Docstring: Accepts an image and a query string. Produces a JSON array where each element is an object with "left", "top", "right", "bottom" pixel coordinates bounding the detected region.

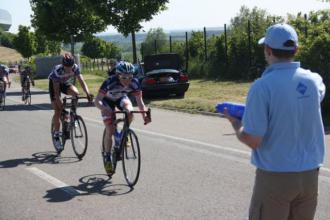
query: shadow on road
[
  {"left": 6, "top": 90, "right": 49, "bottom": 97},
  {"left": 2, "top": 102, "right": 94, "bottom": 112},
  {"left": 0, "top": 151, "right": 80, "bottom": 168},
  {"left": 44, "top": 174, "right": 133, "bottom": 202}
]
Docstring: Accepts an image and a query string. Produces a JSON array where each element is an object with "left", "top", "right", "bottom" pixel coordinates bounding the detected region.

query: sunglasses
[{"left": 119, "top": 75, "right": 133, "bottom": 80}]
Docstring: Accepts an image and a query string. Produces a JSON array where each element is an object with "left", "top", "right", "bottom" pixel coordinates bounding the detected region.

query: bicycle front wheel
[
  {"left": 70, "top": 115, "right": 88, "bottom": 159},
  {"left": 122, "top": 129, "right": 141, "bottom": 187}
]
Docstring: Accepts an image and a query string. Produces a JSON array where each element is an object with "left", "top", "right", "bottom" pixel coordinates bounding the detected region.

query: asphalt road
[{"left": 1, "top": 81, "right": 330, "bottom": 220}]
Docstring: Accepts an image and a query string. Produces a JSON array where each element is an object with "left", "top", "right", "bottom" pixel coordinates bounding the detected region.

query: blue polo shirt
[{"left": 243, "top": 62, "right": 326, "bottom": 172}]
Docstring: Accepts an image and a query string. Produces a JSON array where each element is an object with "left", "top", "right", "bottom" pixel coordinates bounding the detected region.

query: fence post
[
  {"left": 154, "top": 39, "right": 157, "bottom": 54},
  {"left": 248, "top": 20, "right": 252, "bottom": 67},
  {"left": 304, "top": 14, "right": 308, "bottom": 38},
  {"left": 185, "top": 32, "right": 189, "bottom": 71},
  {"left": 224, "top": 24, "right": 228, "bottom": 65},
  {"left": 169, "top": 36, "right": 172, "bottom": 53},
  {"left": 204, "top": 27, "right": 207, "bottom": 62}
]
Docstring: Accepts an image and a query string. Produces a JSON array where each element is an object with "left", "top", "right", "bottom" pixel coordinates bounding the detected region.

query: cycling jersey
[
  {"left": 21, "top": 70, "right": 30, "bottom": 78},
  {"left": 48, "top": 64, "right": 80, "bottom": 84},
  {"left": 0, "top": 64, "right": 9, "bottom": 79},
  {"left": 99, "top": 75, "right": 141, "bottom": 102}
]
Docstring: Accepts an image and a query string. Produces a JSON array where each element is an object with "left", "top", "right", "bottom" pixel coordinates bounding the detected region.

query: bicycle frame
[
  {"left": 102, "top": 108, "right": 151, "bottom": 187},
  {"left": 115, "top": 109, "right": 151, "bottom": 147},
  {"left": 51, "top": 95, "right": 91, "bottom": 158}
]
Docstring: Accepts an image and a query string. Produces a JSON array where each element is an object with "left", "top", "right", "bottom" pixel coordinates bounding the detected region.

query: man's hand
[{"left": 223, "top": 108, "right": 242, "bottom": 131}]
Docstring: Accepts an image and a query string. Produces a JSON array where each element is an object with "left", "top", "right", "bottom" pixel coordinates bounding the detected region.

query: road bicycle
[
  {"left": 22, "top": 77, "right": 32, "bottom": 105},
  {"left": 102, "top": 108, "right": 151, "bottom": 187},
  {"left": 0, "top": 80, "right": 6, "bottom": 110},
  {"left": 51, "top": 96, "right": 91, "bottom": 159}
]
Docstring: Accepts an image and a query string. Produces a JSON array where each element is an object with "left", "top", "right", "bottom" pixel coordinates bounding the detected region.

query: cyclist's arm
[
  {"left": 94, "top": 92, "right": 108, "bottom": 111},
  {"left": 134, "top": 92, "right": 150, "bottom": 123},
  {"left": 76, "top": 74, "right": 91, "bottom": 97},
  {"left": 134, "top": 92, "right": 146, "bottom": 111}
]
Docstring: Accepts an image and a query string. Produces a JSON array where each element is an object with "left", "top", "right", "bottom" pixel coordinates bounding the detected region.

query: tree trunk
[
  {"left": 131, "top": 31, "right": 137, "bottom": 63},
  {"left": 70, "top": 35, "right": 75, "bottom": 56}
]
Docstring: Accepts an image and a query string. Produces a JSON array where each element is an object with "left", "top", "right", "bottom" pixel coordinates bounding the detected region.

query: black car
[{"left": 139, "top": 53, "right": 189, "bottom": 97}]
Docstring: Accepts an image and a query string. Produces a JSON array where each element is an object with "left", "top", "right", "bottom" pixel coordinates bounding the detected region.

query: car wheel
[{"left": 176, "top": 92, "right": 185, "bottom": 98}]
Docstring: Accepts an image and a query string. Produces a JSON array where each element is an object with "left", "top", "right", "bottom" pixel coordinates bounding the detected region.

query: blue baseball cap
[{"left": 258, "top": 23, "right": 298, "bottom": 50}]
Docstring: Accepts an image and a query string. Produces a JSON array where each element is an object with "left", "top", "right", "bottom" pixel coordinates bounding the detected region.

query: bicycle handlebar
[
  {"left": 62, "top": 95, "right": 94, "bottom": 107},
  {"left": 114, "top": 108, "right": 151, "bottom": 125}
]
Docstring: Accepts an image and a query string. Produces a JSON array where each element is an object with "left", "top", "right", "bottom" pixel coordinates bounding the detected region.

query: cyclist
[
  {"left": 0, "top": 64, "right": 11, "bottom": 90},
  {"left": 20, "top": 66, "right": 34, "bottom": 101},
  {"left": 49, "top": 53, "right": 93, "bottom": 151},
  {"left": 107, "top": 59, "right": 117, "bottom": 77},
  {"left": 94, "top": 61, "right": 151, "bottom": 175}
]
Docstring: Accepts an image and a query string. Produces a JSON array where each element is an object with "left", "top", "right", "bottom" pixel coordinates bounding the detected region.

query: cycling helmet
[
  {"left": 62, "top": 53, "right": 75, "bottom": 67},
  {"left": 115, "top": 61, "right": 135, "bottom": 75}
]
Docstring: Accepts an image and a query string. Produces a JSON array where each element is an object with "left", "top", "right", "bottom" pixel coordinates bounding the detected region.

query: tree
[
  {"left": 81, "top": 37, "right": 105, "bottom": 59},
  {"left": 0, "top": 31, "right": 15, "bottom": 48},
  {"left": 140, "top": 28, "right": 167, "bottom": 57},
  {"left": 13, "top": 25, "right": 35, "bottom": 59},
  {"left": 30, "top": 0, "right": 107, "bottom": 55},
  {"left": 47, "top": 40, "right": 61, "bottom": 55},
  {"left": 34, "top": 30, "right": 48, "bottom": 54},
  {"left": 104, "top": 42, "right": 121, "bottom": 59},
  {"left": 85, "top": 0, "right": 169, "bottom": 63}
]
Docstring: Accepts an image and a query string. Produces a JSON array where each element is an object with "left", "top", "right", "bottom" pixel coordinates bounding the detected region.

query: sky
[{"left": 0, "top": 0, "right": 328, "bottom": 34}]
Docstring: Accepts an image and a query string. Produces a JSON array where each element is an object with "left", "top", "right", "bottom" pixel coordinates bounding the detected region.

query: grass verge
[{"left": 34, "top": 72, "right": 251, "bottom": 113}]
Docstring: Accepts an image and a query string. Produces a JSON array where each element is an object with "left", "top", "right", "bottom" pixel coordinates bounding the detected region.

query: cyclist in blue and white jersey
[
  {"left": 94, "top": 61, "right": 150, "bottom": 174},
  {"left": 0, "top": 64, "right": 11, "bottom": 89},
  {"left": 49, "top": 53, "right": 92, "bottom": 151}
]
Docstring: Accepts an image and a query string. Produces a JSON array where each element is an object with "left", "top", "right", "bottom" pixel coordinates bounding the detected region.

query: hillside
[{"left": 0, "top": 46, "right": 23, "bottom": 63}]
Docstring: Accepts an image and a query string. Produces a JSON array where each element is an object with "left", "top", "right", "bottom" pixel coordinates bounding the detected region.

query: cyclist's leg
[
  {"left": 65, "top": 84, "right": 79, "bottom": 107},
  {"left": 49, "top": 79, "right": 63, "bottom": 132},
  {"left": 120, "top": 96, "right": 134, "bottom": 124},
  {"left": 102, "top": 100, "right": 116, "bottom": 153}
]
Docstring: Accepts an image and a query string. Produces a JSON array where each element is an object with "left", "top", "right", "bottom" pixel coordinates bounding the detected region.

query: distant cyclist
[
  {"left": 107, "top": 59, "right": 117, "bottom": 77},
  {"left": 94, "top": 61, "right": 151, "bottom": 174},
  {"left": 0, "top": 64, "right": 11, "bottom": 89},
  {"left": 49, "top": 53, "right": 93, "bottom": 151},
  {"left": 20, "top": 66, "right": 34, "bottom": 100}
]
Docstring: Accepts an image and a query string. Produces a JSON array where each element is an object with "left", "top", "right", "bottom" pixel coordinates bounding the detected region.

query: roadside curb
[{"left": 148, "top": 104, "right": 221, "bottom": 117}]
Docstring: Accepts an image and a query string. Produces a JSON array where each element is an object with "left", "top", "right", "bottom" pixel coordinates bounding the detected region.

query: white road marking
[{"left": 26, "top": 167, "right": 82, "bottom": 196}]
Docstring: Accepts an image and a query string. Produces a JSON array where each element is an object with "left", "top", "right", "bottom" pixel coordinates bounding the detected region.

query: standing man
[{"left": 224, "top": 23, "right": 326, "bottom": 220}]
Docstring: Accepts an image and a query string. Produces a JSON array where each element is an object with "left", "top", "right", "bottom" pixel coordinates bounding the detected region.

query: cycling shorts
[
  {"left": 49, "top": 79, "right": 72, "bottom": 101},
  {"left": 101, "top": 96, "right": 133, "bottom": 125}
]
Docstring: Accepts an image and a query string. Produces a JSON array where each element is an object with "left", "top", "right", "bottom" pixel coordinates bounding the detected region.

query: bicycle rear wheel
[
  {"left": 50, "top": 116, "right": 66, "bottom": 154},
  {"left": 70, "top": 115, "right": 88, "bottom": 159},
  {"left": 27, "top": 91, "right": 31, "bottom": 105},
  {"left": 23, "top": 90, "right": 31, "bottom": 105},
  {"left": 122, "top": 129, "right": 141, "bottom": 187},
  {"left": 0, "top": 93, "right": 5, "bottom": 110}
]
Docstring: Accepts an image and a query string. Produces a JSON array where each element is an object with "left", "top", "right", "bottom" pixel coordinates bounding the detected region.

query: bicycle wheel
[
  {"left": 122, "top": 129, "right": 141, "bottom": 187},
  {"left": 26, "top": 90, "right": 31, "bottom": 105},
  {"left": 0, "top": 93, "right": 4, "bottom": 110},
  {"left": 70, "top": 115, "right": 88, "bottom": 159},
  {"left": 50, "top": 116, "right": 66, "bottom": 153},
  {"left": 101, "top": 119, "right": 124, "bottom": 176}
]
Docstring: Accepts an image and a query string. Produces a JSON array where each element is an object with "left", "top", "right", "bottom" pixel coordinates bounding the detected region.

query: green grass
[{"left": 34, "top": 73, "right": 252, "bottom": 113}]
